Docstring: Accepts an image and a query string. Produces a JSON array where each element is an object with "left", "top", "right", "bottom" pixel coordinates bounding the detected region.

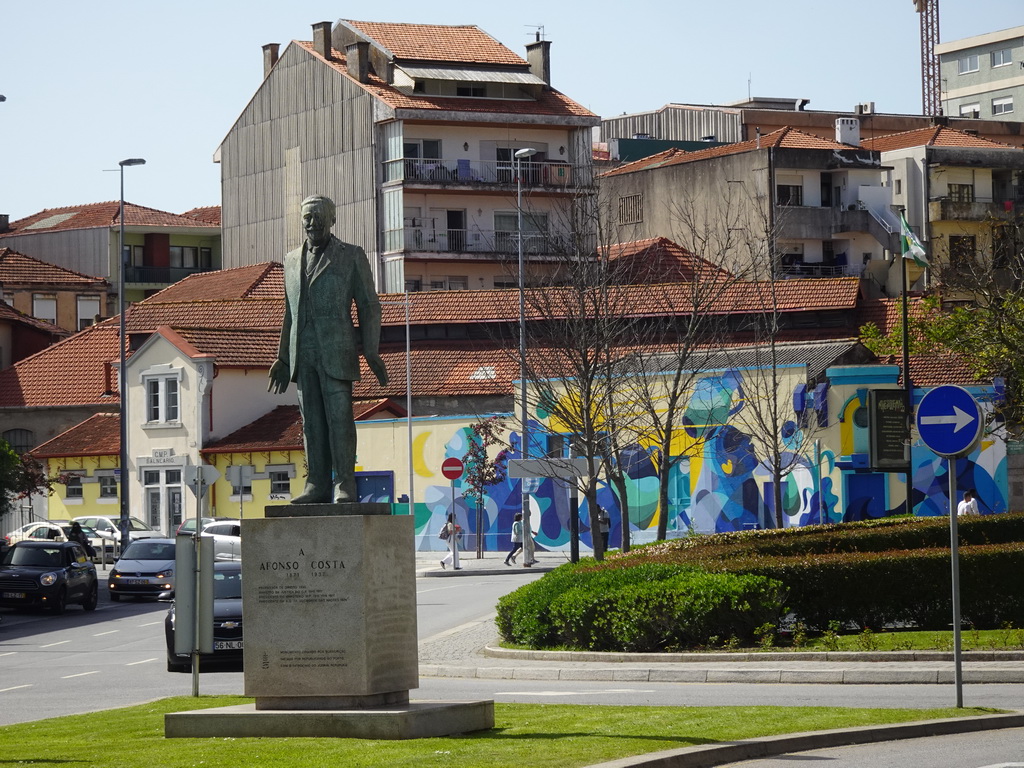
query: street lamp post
[
  {"left": 118, "top": 158, "right": 145, "bottom": 553},
  {"left": 515, "top": 147, "right": 537, "bottom": 567}
]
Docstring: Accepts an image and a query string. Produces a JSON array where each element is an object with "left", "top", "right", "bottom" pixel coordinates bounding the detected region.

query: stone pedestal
[
  {"left": 165, "top": 505, "right": 493, "bottom": 739},
  {"left": 242, "top": 510, "right": 418, "bottom": 709}
]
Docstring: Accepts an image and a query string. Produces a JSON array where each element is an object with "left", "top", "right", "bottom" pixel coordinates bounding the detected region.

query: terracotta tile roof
[
  {"left": 378, "top": 277, "right": 863, "bottom": 326},
  {"left": 142, "top": 263, "right": 282, "bottom": 303},
  {"left": 356, "top": 341, "right": 517, "bottom": 399},
  {"left": 31, "top": 413, "right": 119, "bottom": 458},
  {"left": 857, "top": 295, "right": 929, "bottom": 338},
  {"left": 878, "top": 353, "right": 982, "bottom": 387},
  {"left": 600, "top": 127, "right": 855, "bottom": 178},
  {"left": 343, "top": 20, "right": 527, "bottom": 67},
  {"left": 0, "top": 299, "right": 70, "bottom": 336},
  {"left": 203, "top": 405, "right": 304, "bottom": 453},
  {"left": 7, "top": 202, "right": 218, "bottom": 234},
  {"left": 601, "top": 238, "right": 733, "bottom": 283},
  {"left": 0, "top": 320, "right": 120, "bottom": 407},
  {"left": 126, "top": 298, "right": 283, "bottom": 333},
  {"left": 172, "top": 328, "right": 279, "bottom": 367},
  {"left": 202, "top": 399, "right": 404, "bottom": 454},
  {"left": 0, "top": 248, "right": 108, "bottom": 287},
  {"left": 180, "top": 206, "right": 222, "bottom": 225},
  {"left": 295, "top": 41, "right": 595, "bottom": 120},
  {"left": 863, "top": 126, "right": 1021, "bottom": 153}
]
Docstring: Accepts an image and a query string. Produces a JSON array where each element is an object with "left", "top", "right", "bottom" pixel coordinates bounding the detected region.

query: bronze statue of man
[{"left": 268, "top": 195, "right": 388, "bottom": 504}]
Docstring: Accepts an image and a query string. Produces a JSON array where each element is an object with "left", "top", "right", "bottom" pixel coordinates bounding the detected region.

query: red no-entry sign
[{"left": 441, "top": 457, "right": 464, "bottom": 480}]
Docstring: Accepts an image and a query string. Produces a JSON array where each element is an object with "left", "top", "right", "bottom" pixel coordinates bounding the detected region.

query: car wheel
[
  {"left": 110, "top": 591, "right": 121, "bottom": 602},
  {"left": 49, "top": 587, "right": 67, "bottom": 615},
  {"left": 82, "top": 583, "right": 98, "bottom": 611},
  {"left": 167, "top": 657, "right": 191, "bottom": 673}
]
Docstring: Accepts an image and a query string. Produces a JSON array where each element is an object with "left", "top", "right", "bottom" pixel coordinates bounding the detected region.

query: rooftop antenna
[
  {"left": 747, "top": 73, "right": 752, "bottom": 103},
  {"left": 526, "top": 24, "right": 545, "bottom": 42}
]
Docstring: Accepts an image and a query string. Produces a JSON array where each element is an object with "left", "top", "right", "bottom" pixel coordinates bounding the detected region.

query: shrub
[{"left": 497, "top": 562, "right": 785, "bottom": 651}]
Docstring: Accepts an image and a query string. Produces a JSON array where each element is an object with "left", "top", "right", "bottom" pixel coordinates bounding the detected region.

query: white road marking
[
  {"left": 126, "top": 658, "right": 158, "bottom": 666},
  {"left": 0, "top": 652, "right": 15, "bottom": 657},
  {"left": 0, "top": 685, "right": 32, "bottom": 693},
  {"left": 61, "top": 671, "right": 100, "bottom": 679},
  {"left": 138, "top": 621, "right": 163, "bottom": 627},
  {"left": 93, "top": 630, "right": 119, "bottom": 636},
  {"left": 40, "top": 640, "right": 70, "bottom": 648},
  {"left": 493, "top": 689, "right": 656, "bottom": 697}
]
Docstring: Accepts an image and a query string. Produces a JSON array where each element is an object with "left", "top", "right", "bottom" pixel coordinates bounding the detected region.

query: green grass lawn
[
  {"left": 779, "top": 626, "right": 1024, "bottom": 653},
  {"left": 0, "top": 697, "right": 995, "bottom": 768}
]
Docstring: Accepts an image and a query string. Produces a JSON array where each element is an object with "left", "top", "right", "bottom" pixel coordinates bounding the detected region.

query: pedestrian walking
[
  {"left": 439, "top": 512, "right": 462, "bottom": 570},
  {"left": 957, "top": 489, "right": 980, "bottom": 517},
  {"left": 504, "top": 512, "right": 524, "bottom": 565}
]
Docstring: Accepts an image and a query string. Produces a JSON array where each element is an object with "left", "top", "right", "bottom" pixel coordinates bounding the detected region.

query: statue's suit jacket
[{"left": 278, "top": 235, "right": 381, "bottom": 383}]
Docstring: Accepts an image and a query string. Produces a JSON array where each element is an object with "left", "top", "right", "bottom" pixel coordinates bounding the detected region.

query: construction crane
[{"left": 914, "top": 0, "right": 941, "bottom": 115}]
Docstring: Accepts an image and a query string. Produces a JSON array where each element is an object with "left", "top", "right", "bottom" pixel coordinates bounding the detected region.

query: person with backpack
[{"left": 439, "top": 512, "right": 462, "bottom": 570}]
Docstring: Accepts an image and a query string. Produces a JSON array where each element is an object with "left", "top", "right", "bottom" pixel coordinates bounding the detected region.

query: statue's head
[{"left": 301, "top": 195, "right": 336, "bottom": 248}]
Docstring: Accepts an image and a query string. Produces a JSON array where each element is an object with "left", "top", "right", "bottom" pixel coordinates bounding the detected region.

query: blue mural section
[{"left": 414, "top": 374, "right": 1009, "bottom": 551}]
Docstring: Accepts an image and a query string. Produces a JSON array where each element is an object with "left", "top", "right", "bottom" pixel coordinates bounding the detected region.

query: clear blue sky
[{"left": 2, "top": 0, "right": 1021, "bottom": 222}]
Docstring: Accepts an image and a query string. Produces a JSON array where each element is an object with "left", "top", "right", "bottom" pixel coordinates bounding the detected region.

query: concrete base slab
[{"left": 165, "top": 699, "right": 495, "bottom": 740}]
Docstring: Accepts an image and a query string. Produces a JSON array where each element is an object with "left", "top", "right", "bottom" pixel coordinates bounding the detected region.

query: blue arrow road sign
[{"left": 916, "top": 385, "right": 983, "bottom": 458}]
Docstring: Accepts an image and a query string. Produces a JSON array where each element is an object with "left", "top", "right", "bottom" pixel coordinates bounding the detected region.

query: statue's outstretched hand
[
  {"left": 268, "top": 359, "right": 290, "bottom": 394},
  {"left": 367, "top": 354, "right": 389, "bottom": 386}
]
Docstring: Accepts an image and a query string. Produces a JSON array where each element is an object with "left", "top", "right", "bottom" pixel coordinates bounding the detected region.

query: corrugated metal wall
[
  {"left": 0, "top": 229, "right": 112, "bottom": 279},
  {"left": 601, "top": 106, "right": 743, "bottom": 144},
  {"left": 221, "top": 45, "right": 380, "bottom": 283}
]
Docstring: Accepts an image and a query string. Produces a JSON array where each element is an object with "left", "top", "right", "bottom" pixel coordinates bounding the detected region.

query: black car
[
  {"left": 0, "top": 541, "right": 98, "bottom": 613},
  {"left": 165, "top": 561, "right": 243, "bottom": 672}
]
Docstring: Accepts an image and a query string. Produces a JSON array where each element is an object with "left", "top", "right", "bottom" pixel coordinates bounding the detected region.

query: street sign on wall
[{"left": 916, "top": 385, "right": 983, "bottom": 458}]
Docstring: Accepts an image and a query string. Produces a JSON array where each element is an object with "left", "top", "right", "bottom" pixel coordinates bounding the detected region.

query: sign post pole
[
  {"left": 915, "top": 385, "right": 983, "bottom": 709},
  {"left": 441, "top": 458, "right": 464, "bottom": 568}
]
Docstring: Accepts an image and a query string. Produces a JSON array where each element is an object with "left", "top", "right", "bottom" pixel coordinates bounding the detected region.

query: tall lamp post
[
  {"left": 118, "top": 158, "right": 145, "bottom": 553},
  {"left": 515, "top": 147, "right": 537, "bottom": 567}
]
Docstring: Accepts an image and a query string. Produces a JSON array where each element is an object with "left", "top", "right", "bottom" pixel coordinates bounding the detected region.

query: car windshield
[
  {"left": 213, "top": 570, "right": 242, "bottom": 599},
  {"left": 4, "top": 546, "right": 63, "bottom": 567},
  {"left": 121, "top": 541, "right": 175, "bottom": 560}
]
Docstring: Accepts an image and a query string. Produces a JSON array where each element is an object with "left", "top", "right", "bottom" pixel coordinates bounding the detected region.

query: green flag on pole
[{"left": 900, "top": 211, "right": 927, "bottom": 268}]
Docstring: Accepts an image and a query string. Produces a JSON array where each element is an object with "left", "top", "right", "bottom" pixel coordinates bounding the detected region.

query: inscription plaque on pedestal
[{"left": 242, "top": 514, "right": 418, "bottom": 709}]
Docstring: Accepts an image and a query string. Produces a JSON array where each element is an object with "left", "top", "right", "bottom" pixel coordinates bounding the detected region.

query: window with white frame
[
  {"left": 32, "top": 293, "right": 56, "bottom": 324},
  {"left": 269, "top": 471, "right": 291, "bottom": 495},
  {"left": 141, "top": 365, "right": 182, "bottom": 424},
  {"left": 403, "top": 139, "right": 441, "bottom": 160},
  {"left": 99, "top": 475, "right": 118, "bottom": 498},
  {"left": 959, "top": 103, "right": 981, "bottom": 118},
  {"left": 65, "top": 474, "right": 84, "bottom": 499},
  {"left": 992, "top": 48, "right": 1012, "bottom": 68},
  {"left": 77, "top": 295, "right": 101, "bottom": 331},
  {"left": 948, "top": 183, "right": 975, "bottom": 203},
  {"left": 958, "top": 54, "right": 979, "bottom": 74},
  {"left": 993, "top": 96, "right": 1014, "bottom": 115}
]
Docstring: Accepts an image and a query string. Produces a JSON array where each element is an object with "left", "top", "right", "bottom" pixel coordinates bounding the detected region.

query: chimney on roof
[
  {"left": 836, "top": 117, "right": 860, "bottom": 147},
  {"left": 525, "top": 39, "right": 551, "bottom": 88},
  {"left": 262, "top": 43, "right": 280, "bottom": 79},
  {"left": 313, "top": 21, "right": 333, "bottom": 61},
  {"left": 0, "top": 214, "right": 8, "bottom": 233},
  {"left": 346, "top": 40, "right": 370, "bottom": 83}
]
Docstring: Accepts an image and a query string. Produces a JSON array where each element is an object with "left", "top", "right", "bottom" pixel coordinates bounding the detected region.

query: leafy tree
[{"left": 462, "top": 416, "right": 510, "bottom": 557}]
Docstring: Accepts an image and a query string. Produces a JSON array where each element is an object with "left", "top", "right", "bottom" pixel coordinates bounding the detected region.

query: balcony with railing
[
  {"left": 384, "top": 158, "right": 585, "bottom": 189},
  {"left": 929, "top": 187, "right": 1024, "bottom": 222},
  {"left": 388, "top": 227, "right": 571, "bottom": 258},
  {"left": 125, "top": 265, "right": 216, "bottom": 285},
  {"left": 776, "top": 261, "right": 866, "bottom": 279}
]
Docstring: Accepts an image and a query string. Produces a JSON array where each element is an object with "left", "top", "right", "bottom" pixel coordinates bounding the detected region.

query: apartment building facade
[{"left": 938, "top": 25, "right": 1024, "bottom": 121}]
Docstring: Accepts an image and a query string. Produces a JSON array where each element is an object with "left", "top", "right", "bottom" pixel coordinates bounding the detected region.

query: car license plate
[
  {"left": 2, "top": 592, "right": 26, "bottom": 599},
  {"left": 214, "top": 640, "right": 242, "bottom": 650},
  {"left": 124, "top": 579, "right": 148, "bottom": 585}
]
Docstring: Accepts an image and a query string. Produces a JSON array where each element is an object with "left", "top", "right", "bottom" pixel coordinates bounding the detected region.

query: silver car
[{"left": 108, "top": 538, "right": 176, "bottom": 601}]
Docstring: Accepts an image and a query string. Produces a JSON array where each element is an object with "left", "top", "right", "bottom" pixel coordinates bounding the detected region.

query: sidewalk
[{"left": 413, "top": 550, "right": 1024, "bottom": 686}]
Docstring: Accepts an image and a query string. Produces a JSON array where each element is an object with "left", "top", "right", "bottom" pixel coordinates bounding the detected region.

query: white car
[
  {"left": 199, "top": 519, "right": 241, "bottom": 561},
  {"left": 72, "top": 516, "right": 164, "bottom": 549},
  {"left": 4, "top": 521, "right": 68, "bottom": 546}
]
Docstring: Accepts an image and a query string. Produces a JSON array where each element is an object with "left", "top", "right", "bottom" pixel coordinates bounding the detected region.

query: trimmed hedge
[
  {"left": 496, "top": 562, "right": 785, "bottom": 651},
  {"left": 498, "top": 514, "right": 1024, "bottom": 650}
]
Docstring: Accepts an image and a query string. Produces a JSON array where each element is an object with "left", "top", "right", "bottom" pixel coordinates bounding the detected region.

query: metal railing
[
  {"left": 393, "top": 227, "right": 568, "bottom": 255},
  {"left": 384, "top": 157, "right": 580, "bottom": 187},
  {"left": 778, "top": 263, "right": 866, "bottom": 279},
  {"left": 125, "top": 265, "right": 215, "bottom": 284}
]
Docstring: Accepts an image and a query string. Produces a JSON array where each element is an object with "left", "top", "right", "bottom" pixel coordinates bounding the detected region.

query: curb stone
[{"left": 583, "top": 711, "right": 1024, "bottom": 768}]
